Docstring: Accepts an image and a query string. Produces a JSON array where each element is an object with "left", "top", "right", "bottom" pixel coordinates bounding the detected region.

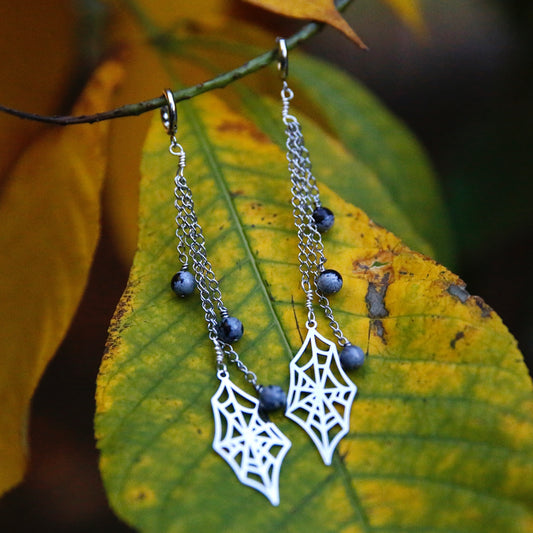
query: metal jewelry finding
[{"left": 162, "top": 90, "right": 291, "bottom": 505}]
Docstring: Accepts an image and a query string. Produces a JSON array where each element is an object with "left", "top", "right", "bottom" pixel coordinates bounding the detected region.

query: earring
[
  {"left": 276, "top": 40, "right": 365, "bottom": 465},
  {"left": 162, "top": 90, "right": 291, "bottom": 506}
]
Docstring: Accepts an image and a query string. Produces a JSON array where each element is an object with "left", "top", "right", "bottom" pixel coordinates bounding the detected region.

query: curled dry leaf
[
  {"left": 0, "top": 59, "right": 124, "bottom": 496},
  {"left": 240, "top": 0, "right": 369, "bottom": 49}
]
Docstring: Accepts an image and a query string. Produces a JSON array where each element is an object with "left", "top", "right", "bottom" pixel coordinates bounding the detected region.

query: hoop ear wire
[
  {"left": 161, "top": 88, "right": 178, "bottom": 136},
  {"left": 276, "top": 37, "right": 289, "bottom": 81}
]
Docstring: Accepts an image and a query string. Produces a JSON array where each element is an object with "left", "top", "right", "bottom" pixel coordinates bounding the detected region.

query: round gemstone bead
[
  {"left": 217, "top": 316, "right": 244, "bottom": 343},
  {"left": 312, "top": 206, "right": 335, "bottom": 233},
  {"left": 340, "top": 344, "right": 365, "bottom": 370},
  {"left": 259, "top": 385, "right": 287, "bottom": 413},
  {"left": 317, "top": 269, "right": 343, "bottom": 295},
  {"left": 170, "top": 270, "right": 196, "bottom": 297}
]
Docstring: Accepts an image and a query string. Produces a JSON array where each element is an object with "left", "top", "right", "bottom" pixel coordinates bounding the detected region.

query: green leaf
[
  {"left": 0, "top": 59, "right": 123, "bottom": 496},
  {"left": 290, "top": 55, "right": 455, "bottom": 266},
  {"left": 96, "top": 92, "right": 533, "bottom": 532}
]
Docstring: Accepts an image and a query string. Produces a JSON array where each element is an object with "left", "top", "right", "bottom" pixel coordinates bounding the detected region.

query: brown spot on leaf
[
  {"left": 230, "top": 190, "right": 244, "bottom": 197},
  {"left": 366, "top": 272, "right": 391, "bottom": 319},
  {"left": 447, "top": 284, "right": 492, "bottom": 317},
  {"left": 217, "top": 120, "right": 269, "bottom": 143},
  {"left": 473, "top": 296, "right": 493, "bottom": 318},
  {"left": 125, "top": 485, "right": 156, "bottom": 506},
  {"left": 368, "top": 219, "right": 384, "bottom": 230},
  {"left": 447, "top": 283, "right": 470, "bottom": 303},
  {"left": 354, "top": 251, "right": 395, "bottom": 343},
  {"left": 450, "top": 331, "right": 465, "bottom": 349},
  {"left": 371, "top": 320, "right": 387, "bottom": 344},
  {"left": 101, "top": 278, "right": 138, "bottom": 360},
  {"left": 353, "top": 249, "right": 397, "bottom": 284}
]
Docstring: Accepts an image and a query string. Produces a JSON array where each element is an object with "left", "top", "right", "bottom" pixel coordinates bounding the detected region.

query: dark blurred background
[{"left": 0, "top": 0, "right": 531, "bottom": 531}]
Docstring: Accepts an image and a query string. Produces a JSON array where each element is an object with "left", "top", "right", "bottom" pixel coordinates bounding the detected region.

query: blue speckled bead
[
  {"left": 340, "top": 344, "right": 365, "bottom": 370},
  {"left": 171, "top": 270, "right": 196, "bottom": 297},
  {"left": 312, "top": 206, "right": 335, "bottom": 233},
  {"left": 217, "top": 316, "right": 244, "bottom": 343},
  {"left": 317, "top": 269, "right": 343, "bottom": 295},
  {"left": 259, "top": 385, "right": 287, "bottom": 413}
]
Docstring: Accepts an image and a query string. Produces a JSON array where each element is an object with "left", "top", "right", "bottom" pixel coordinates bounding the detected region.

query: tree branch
[{"left": 0, "top": 0, "right": 355, "bottom": 126}]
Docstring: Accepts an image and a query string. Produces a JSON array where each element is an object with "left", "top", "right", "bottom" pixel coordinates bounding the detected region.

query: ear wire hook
[
  {"left": 276, "top": 37, "right": 289, "bottom": 81},
  {"left": 161, "top": 88, "right": 178, "bottom": 136}
]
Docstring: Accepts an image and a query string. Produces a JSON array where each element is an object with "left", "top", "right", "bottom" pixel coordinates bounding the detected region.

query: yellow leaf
[
  {"left": 382, "top": 0, "right": 427, "bottom": 37},
  {"left": 0, "top": 59, "right": 124, "bottom": 496},
  {"left": 240, "top": 0, "right": 368, "bottom": 49},
  {"left": 103, "top": 45, "right": 171, "bottom": 266},
  {"left": 0, "top": 1, "right": 79, "bottom": 182}
]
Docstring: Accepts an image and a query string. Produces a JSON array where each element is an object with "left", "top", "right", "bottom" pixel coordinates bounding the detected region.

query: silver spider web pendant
[
  {"left": 211, "top": 375, "right": 291, "bottom": 506},
  {"left": 286, "top": 327, "right": 357, "bottom": 465}
]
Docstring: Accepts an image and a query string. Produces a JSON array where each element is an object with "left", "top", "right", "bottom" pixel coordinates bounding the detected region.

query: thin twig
[{"left": 0, "top": 0, "right": 355, "bottom": 126}]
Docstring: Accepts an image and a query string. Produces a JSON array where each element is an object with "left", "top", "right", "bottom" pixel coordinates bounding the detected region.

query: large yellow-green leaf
[
  {"left": 0, "top": 59, "right": 123, "bottom": 496},
  {"left": 95, "top": 92, "right": 533, "bottom": 532}
]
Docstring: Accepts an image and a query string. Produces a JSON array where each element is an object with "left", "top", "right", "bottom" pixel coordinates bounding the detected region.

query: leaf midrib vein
[
  {"left": 184, "top": 92, "right": 376, "bottom": 531},
  {"left": 183, "top": 101, "right": 294, "bottom": 362}
]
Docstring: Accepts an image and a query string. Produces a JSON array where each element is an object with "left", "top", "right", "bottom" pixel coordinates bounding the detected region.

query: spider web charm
[
  {"left": 211, "top": 375, "right": 291, "bottom": 506},
  {"left": 286, "top": 327, "right": 357, "bottom": 465}
]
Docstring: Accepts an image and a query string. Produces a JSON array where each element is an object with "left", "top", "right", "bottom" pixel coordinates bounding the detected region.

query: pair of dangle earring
[
  {"left": 277, "top": 38, "right": 365, "bottom": 465},
  {"left": 162, "top": 36, "right": 365, "bottom": 504},
  {"left": 162, "top": 89, "right": 291, "bottom": 506}
]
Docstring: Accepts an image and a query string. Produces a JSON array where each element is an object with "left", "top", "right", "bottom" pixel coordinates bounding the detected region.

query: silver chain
[
  {"left": 169, "top": 136, "right": 259, "bottom": 387},
  {"left": 281, "top": 82, "right": 349, "bottom": 346}
]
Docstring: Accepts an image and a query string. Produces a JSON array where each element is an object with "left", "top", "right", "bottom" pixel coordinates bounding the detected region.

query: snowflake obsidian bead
[
  {"left": 340, "top": 344, "right": 365, "bottom": 370},
  {"left": 171, "top": 270, "right": 196, "bottom": 297},
  {"left": 316, "top": 269, "right": 343, "bottom": 295},
  {"left": 259, "top": 385, "right": 287, "bottom": 413},
  {"left": 217, "top": 316, "right": 244, "bottom": 343},
  {"left": 312, "top": 206, "right": 334, "bottom": 233}
]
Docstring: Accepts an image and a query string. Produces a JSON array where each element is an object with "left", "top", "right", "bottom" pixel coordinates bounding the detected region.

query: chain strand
[
  {"left": 170, "top": 138, "right": 258, "bottom": 385},
  {"left": 281, "top": 83, "right": 348, "bottom": 345}
]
